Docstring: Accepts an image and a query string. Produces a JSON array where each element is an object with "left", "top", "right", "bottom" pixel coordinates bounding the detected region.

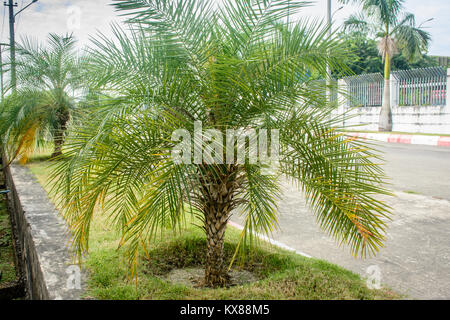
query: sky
[{"left": 1, "top": 0, "right": 449, "bottom": 56}]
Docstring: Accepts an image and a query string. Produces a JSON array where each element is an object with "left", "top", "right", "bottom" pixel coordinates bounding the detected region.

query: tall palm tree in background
[
  {"left": 52, "top": 0, "right": 392, "bottom": 287},
  {"left": 342, "top": 0, "right": 431, "bottom": 131},
  {"left": 0, "top": 33, "right": 85, "bottom": 161}
]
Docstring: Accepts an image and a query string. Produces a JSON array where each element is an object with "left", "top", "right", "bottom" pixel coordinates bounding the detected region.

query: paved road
[
  {"left": 380, "top": 143, "right": 450, "bottom": 200},
  {"left": 232, "top": 142, "right": 450, "bottom": 299}
]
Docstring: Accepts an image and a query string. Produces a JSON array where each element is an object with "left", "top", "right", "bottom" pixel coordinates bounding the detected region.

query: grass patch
[
  {"left": 404, "top": 190, "right": 420, "bottom": 195},
  {"left": 27, "top": 157, "right": 400, "bottom": 300},
  {"left": 0, "top": 171, "right": 17, "bottom": 284}
]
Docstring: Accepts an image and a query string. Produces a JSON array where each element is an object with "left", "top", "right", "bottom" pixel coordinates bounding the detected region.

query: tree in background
[
  {"left": 0, "top": 34, "right": 85, "bottom": 161},
  {"left": 342, "top": 0, "right": 431, "bottom": 132},
  {"left": 337, "top": 31, "right": 383, "bottom": 76},
  {"left": 52, "top": 0, "right": 392, "bottom": 287},
  {"left": 336, "top": 31, "right": 437, "bottom": 77},
  {"left": 393, "top": 51, "right": 438, "bottom": 71}
]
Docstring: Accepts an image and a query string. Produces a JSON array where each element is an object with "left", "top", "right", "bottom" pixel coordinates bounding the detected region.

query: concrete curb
[
  {"left": 346, "top": 132, "right": 450, "bottom": 147},
  {"left": 6, "top": 164, "right": 85, "bottom": 300},
  {"left": 227, "top": 220, "right": 312, "bottom": 258}
]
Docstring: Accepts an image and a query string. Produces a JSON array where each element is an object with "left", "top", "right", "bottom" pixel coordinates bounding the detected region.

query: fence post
[{"left": 446, "top": 68, "right": 450, "bottom": 111}]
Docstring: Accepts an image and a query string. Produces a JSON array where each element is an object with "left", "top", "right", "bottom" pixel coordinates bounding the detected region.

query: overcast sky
[{"left": 1, "top": 0, "right": 449, "bottom": 56}]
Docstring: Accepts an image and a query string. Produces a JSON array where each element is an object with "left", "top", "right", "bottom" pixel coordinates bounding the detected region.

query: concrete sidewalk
[
  {"left": 231, "top": 183, "right": 450, "bottom": 299},
  {"left": 347, "top": 132, "right": 450, "bottom": 147}
]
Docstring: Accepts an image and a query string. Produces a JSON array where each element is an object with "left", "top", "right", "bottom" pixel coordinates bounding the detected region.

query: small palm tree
[
  {"left": 0, "top": 33, "right": 85, "bottom": 161},
  {"left": 342, "top": 0, "right": 431, "bottom": 131},
  {"left": 53, "top": 0, "right": 392, "bottom": 287}
]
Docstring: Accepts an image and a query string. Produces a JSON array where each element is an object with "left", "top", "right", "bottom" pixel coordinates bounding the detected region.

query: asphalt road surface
[
  {"left": 380, "top": 143, "right": 450, "bottom": 201},
  {"left": 232, "top": 142, "right": 450, "bottom": 299}
]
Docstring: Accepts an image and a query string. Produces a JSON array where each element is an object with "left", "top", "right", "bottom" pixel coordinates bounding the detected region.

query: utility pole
[
  {"left": 0, "top": 43, "right": 10, "bottom": 100},
  {"left": 5, "top": 0, "right": 17, "bottom": 91},
  {"left": 4, "top": 0, "right": 38, "bottom": 92},
  {"left": 0, "top": 45, "right": 5, "bottom": 100},
  {"left": 287, "top": 0, "right": 290, "bottom": 25},
  {"left": 327, "top": 0, "right": 332, "bottom": 43},
  {"left": 326, "top": 0, "right": 332, "bottom": 101},
  {"left": 325, "top": 1, "right": 343, "bottom": 102}
]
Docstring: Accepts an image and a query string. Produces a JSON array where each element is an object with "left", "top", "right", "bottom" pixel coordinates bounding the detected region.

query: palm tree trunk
[
  {"left": 204, "top": 203, "right": 230, "bottom": 287},
  {"left": 379, "top": 54, "right": 393, "bottom": 132},
  {"left": 51, "top": 109, "right": 70, "bottom": 158},
  {"left": 379, "top": 78, "right": 393, "bottom": 131},
  {"left": 200, "top": 165, "right": 239, "bottom": 287},
  {"left": 52, "top": 132, "right": 64, "bottom": 158}
]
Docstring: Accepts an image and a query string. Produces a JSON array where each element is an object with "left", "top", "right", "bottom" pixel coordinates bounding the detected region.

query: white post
[
  {"left": 337, "top": 79, "right": 347, "bottom": 127},
  {"left": 446, "top": 68, "right": 450, "bottom": 112},
  {"left": 326, "top": 0, "right": 332, "bottom": 102}
]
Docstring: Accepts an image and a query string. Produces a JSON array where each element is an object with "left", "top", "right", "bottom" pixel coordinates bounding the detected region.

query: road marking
[
  {"left": 438, "top": 136, "right": 450, "bottom": 147},
  {"left": 347, "top": 132, "right": 450, "bottom": 147},
  {"left": 227, "top": 220, "right": 312, "bottom": 258}
]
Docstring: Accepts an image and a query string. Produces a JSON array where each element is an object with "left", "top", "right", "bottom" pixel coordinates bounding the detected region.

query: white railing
[
  {"left": 333, "top": 67, "right": 450, "bottom": 134},
  {"left": 344, "top": 73, "right": 384, "bottom": 108},
  {"left": 394, "top": 67, "right": 447, "bottom": 107},
  {"left": 342, "top": 67, "right": 447, "bottom": 108}
]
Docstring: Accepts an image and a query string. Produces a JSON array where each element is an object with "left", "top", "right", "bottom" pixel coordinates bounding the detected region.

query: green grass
[
  {"left": 0, "top": 172, "right": 17, "bottom": 284},
  {"left": 26, "top": 158, "right": 400, "bottom": 300}
]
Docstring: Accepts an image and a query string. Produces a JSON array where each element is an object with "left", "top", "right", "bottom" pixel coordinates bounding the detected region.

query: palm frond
[
  {"left": 394, "top": 23, "right": 431, "bottom": 62},
  {"left": 343, "top": 12, "right": 370, "bottom": 33},
  {"left": 232, "top": 163, "right": 281, "bottom": 265},
  {"left": 278, "top": 110, "right": 392, "bottom": 257},
  {"left": 111, "top": 0, "right": 214, "bottom": 66},
  {"left": 377, "top": 35, "right": 398, "bottom": 61}
]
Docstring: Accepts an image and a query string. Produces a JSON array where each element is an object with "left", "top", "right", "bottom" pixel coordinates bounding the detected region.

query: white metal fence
[
  {"left": 344, "top": 73, "right": 384, "bottom": 107},
  {"left": 343, "top": 67, "right": 447, "bottom": 108},
  {"left": 394, "top": 67, "right": 447, "bottom": 106}
]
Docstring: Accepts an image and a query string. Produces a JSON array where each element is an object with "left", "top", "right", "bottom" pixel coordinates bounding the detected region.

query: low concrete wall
[
  {"left": 340, "top": 105, "right": 450, "bottom": 134},
  {"left": 335, "top": 69, "right": 450, "bottom": 134},
  {"left": 2, "top": 155, "right": 85, "bottom": 299}
]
